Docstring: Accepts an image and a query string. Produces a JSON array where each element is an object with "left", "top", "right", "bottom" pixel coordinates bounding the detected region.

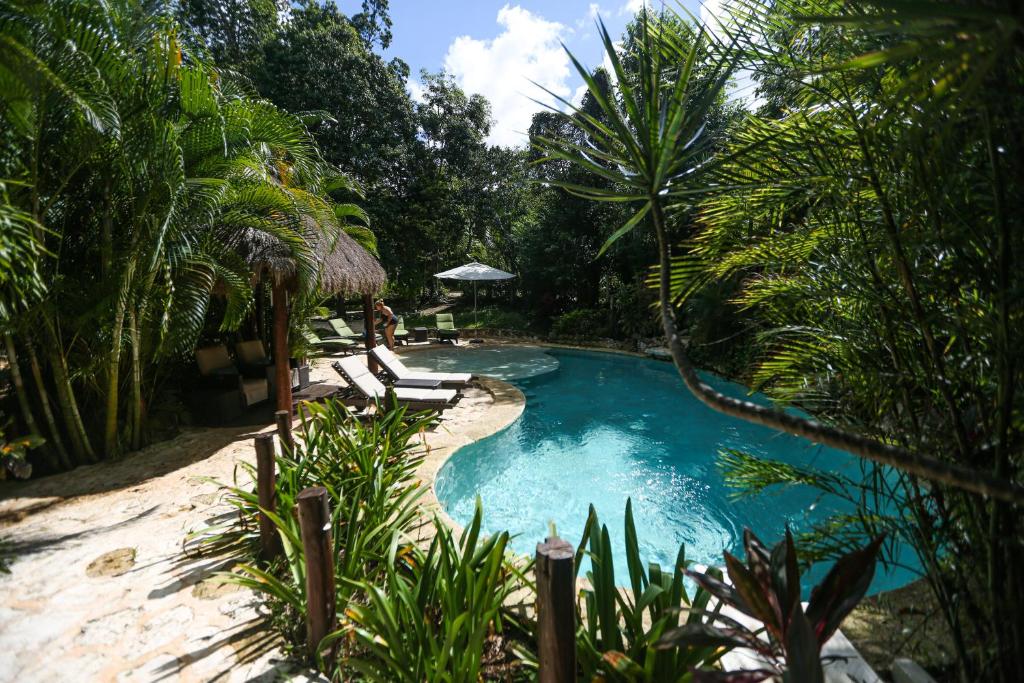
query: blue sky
[{"left": 337, "top": 1, "right": 709, "bottom": 147}]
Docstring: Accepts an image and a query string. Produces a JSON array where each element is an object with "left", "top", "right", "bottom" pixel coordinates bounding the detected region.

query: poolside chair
[
  {"left": 192, "top": 345, "right": 268, "bottom": 422},
  {"left": 327, "top": 317, "right": 383, "bottom": 344},
  {"left": 303, "top": 328, "right": 359, "bottom": 354},
  {"left": 435, "top": 313, "right": 460, "bottom": 344},
  {"left": 393, "top": 316, "right": 409, "bottom": 345},
  {"left": 332, "top": 356, "right": 458, "bottom": 411},
  {"left": 235, "top": 340, "right": 272, "bottom": 378},
  {"left": 370, "top": 346, "right": 472, "bottom": 387}
]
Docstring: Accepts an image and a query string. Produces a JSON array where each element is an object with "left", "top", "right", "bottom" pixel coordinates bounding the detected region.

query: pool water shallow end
[{"left": 404, "top": 344, "right": 919, "bottom": 596}]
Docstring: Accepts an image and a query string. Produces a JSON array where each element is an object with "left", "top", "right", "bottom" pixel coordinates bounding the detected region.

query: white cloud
[
  {"left": 407, "top": 79, "right": 425, "bottom": 104},
  {"left": 619, "top": 0, "right": 646, "bottom": 16},
  {"left": 444, "top": 4, "right": 572, "bottom": 147}
]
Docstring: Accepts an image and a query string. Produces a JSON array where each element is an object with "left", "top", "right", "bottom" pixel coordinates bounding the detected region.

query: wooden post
[
  {"left": 362, "top": 292, "right": 378, "bottom": 374},
  {"left": 275, "top": 409, "right": 293, "bottom": 453},
  {"left": 271, "top": 279, "right": 293, "bottom": 413},
  {"left": 254, "top": 434, "right": 280, "bottom": 561},
  {"left": 536, "top": 536, "right": 576, "bottom": 683},
  {"left": 298, "top": 486, "right": 336, "bottom": 662}
]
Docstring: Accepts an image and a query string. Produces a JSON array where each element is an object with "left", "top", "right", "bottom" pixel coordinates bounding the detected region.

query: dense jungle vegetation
[{"left": 2, "top": 0, "right": 1022, "bottom": 680}]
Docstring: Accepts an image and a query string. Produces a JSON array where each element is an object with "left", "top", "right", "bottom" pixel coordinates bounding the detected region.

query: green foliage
[
  {"left": 666, "top": 529, "right": 883, "bottom": 683},
  {"left": 549, "top": 308, "right": 610, "bottom": 339},
  {"left": 570, "top": 500, "right": 730, "bottom": 681},
  {"left": 0, "top": 415, "right": 43, "bottom": 480},
  {"left": 196, "top": 401, "right": 531, "bottom": 679},
  {"left": 334, "top": 499, "right": 526, "bottom": 681},
  {"left": 0, "top": 0, "right": 368, "bottom": 465},
  {"left": 539, "top": 0, "right": 1024, "bottom": 677},
  {"left": 196, "top": 400, "right": 434, "bottom": 652}
]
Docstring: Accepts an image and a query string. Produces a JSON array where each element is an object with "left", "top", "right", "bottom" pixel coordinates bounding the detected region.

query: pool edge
[{"left": 415, "top": 375, "right": 526, "bottom": 539}]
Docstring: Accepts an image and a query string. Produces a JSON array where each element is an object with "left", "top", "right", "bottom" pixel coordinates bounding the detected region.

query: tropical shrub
[
  {"left": 0, "top": 0, "right": 367, "bottom": 469},
  {"left": 535, "top": 2, "right": 1024, "bottom": 679},
  {"left": 334, "top": 500, "right": 527, "bottom": 681},
  {"left": 550, "top": 308, "right": 610, "bottom": 339},
  {"left": 195, "top": 400, "right": 433, "bottom": 651},
  {"left": 664, "top": 529, "right": 884, "bottom": 682},
  {"left": 571, "top": 500, "right": 732, "bottom": 681}
]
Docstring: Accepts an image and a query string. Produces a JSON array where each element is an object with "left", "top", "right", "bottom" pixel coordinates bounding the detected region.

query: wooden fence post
[
  {"left": 536, "top": 536, "right": 576, "bottom": 683},
  {"left": 297, "top": 486, "right": 336, "bottom": 662},
  {"left": 254, "top": 434, "right": 280, "bottom": 561},
  {"left": 275, "top": 409, "right": 293, "bottom": 453}
]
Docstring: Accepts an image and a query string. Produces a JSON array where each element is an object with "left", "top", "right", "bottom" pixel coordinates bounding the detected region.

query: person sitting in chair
[{"left": 374, "top": 299, "right": 398, "bottom": 350}]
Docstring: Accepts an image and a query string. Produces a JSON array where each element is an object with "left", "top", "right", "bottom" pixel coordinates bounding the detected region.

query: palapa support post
[
  {"left": 254, "top": 434, "right": 280, "bottom": 561},
  {"left": 362, "top": 292, "right": 378, "bottom": 374},
  {"left": 297, "top": 486, "right": 336, "bottom": 662},
  {"left": 536, "top": 536, "right": 576, "bottom": 683},
  {"left": 275, "top": 409, "right": 293, "bottom": 453},
  {"left": 271, "top": 279, "right": 293, "bottom": 413}
]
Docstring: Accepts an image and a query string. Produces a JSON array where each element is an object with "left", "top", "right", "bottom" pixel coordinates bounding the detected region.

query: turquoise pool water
[{"left": 408, "top": 346, "right": 916, "bottom": 594}]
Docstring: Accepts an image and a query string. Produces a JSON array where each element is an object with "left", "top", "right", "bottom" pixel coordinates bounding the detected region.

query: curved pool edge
[{"left": 416, "top": 375, "right": 526, "bottom": 538}]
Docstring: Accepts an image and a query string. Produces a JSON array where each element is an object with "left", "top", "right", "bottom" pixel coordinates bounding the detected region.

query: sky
[{"left": 337, "top": 1, "right": 711, "bottom": 147}]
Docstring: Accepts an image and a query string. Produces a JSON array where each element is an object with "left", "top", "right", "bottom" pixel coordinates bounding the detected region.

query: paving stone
[{"left": 78, "top": 607, "right": 142, "bottom": 646}]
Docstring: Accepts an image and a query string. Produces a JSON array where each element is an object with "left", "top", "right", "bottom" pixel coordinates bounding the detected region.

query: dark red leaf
[
  {"left": 805, "top": 534, "right": 885, "bottom": 645},
  {"left": 782, "top": 602, "right": 824, "bottom": 683},
  {"left": 725, "top": 552, "right": 782, "bottom": 640}
]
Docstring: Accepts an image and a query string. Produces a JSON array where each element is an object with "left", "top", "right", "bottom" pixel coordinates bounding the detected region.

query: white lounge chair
[
  {"left": 369, "top": 346, "right": 473, "bottom": 387},
  {"left": 333, "top": 356, "right": 458, "bottom": 410}
]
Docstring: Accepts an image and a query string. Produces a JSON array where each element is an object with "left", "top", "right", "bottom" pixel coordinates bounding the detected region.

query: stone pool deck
[{"left": 0, "top": 355, "right": 521, "bottom": 682}]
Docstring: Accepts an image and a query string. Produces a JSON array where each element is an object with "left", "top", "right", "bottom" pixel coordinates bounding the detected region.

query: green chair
[
  {"left": 303, "top": 328, "right": 358, "bottom": 354},
  {"left": 327, "top": 317, "right": 362, "bottom": 340},
  {"left": 328, "top": 317, "right": 383, "bottom": 344},
  {"left": 435, "top": 313, "right": 460, "bottom": 344},
  {"left": 394, "top": 316, "right": 409, "bottom": 345}
]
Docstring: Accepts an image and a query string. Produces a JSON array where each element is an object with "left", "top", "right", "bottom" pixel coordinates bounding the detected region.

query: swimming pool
[{"left": 407, "top": 345, "right": 916, "bottom": 594}]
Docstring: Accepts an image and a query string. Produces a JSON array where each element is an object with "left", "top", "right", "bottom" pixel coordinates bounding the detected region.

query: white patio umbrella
[{"left": 434, "top": 261, "right": 515, "bottom": 332}]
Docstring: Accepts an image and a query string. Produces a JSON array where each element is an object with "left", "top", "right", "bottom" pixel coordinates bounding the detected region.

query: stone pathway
[{"left": 0, "top": 358, "right": 523, "bottom": 682}]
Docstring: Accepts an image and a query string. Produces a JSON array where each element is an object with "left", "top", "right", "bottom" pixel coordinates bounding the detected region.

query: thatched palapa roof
[
  {"left": 245, "top": 218, "right": 386, "bottom": 295},
  {"left": 313, "top": 227, "right": 386, "bottom": 295}
]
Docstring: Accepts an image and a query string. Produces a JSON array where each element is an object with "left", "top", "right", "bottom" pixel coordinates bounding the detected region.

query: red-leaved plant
[{"left": 658, "top": 529, "right": 884, "bottom": 682}]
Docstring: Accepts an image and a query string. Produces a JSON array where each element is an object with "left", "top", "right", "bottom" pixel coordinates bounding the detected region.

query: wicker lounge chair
[
  {"left": 370, "top": 346, "right": 472, "bottom": 387},
  {"left": 332, "top": 356, "right": 458, "bottom": 410},
  {"left": 192, "top": 345, "right": 268, "bottom": 422},
  {"left": 435, "top": 313, "right": 460, "bottom": 344}
]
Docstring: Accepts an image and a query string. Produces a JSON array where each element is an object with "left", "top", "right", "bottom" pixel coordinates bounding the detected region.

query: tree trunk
[
  {"left": 26, "top": 338, "right": 71, "bottom": 470},
  {"left": 103, "top": 296, "right": 127, "bottom": 457},
  {"left": 48, "top": 345, "right": 95, "bottom": 464},
  {"left": 272, "top": 279, "right": 292, "bottom": 413},
  {"left": 4, "top": 334, "right": 57, "bottom": 470},
  {"left": 648, "top": 199, "right": 1024, "bottom": 503},
  {"left": 129, "top": 308, "right": 143, "bottom": 451}
]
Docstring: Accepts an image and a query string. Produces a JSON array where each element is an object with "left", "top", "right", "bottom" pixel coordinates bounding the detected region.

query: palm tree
[
  {"left": 537, "top": 3, "right": 1024, "bottom": 678},
  {"left": 0, "top": 0, "right": 368, "bottom": 462}
]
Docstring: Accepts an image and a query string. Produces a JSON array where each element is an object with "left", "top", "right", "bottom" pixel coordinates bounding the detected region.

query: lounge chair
[
  {"left": 235, "top": 340, "right": 272, "bottom": 377},
  {"left": 370, "top": 346, "right": 472, "bottom": 387},
  {"left": 435, "top": 313, "right": 460, "bottom": 344},
  {"left": 303, "top": 328, "right": 359, "bottom": 354},
  {"left": 327, "top": 317, "right": 383, "bottom": 344},
  {"left": 394, "top": 316, "right": 409, "bottom": 345},
  {"left": 192, "top": 345, "right": 268, "bottom": 422},
  {"left": 332, "top": 356, "right": 458, "bottom": 411}
]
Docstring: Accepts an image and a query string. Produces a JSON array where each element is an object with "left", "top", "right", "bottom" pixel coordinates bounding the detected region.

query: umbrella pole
[{"left": 474, "top": 281, "right": 478, "bottom": 338}]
